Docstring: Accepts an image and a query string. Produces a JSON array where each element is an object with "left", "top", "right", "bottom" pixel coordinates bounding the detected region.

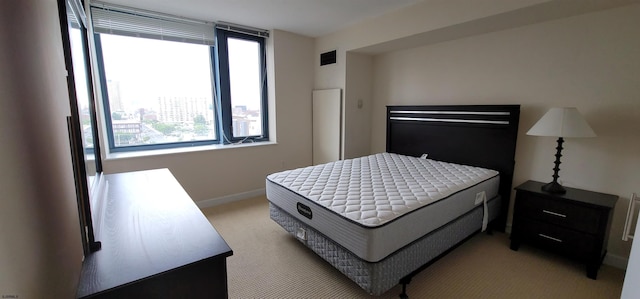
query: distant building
[
  {"left": 232, "top": 106, "right": 262, "bottom": 136},
  {"left": 106, "top": 80, "right": 124, "bottom": 112},
  {"left": 112, "top": 120, "right": 142, "bottom": 145},
  {"left": 112, "top": 120, "right": 141, "bottom": 134},
  {"left": 232, "top": 105, "right": 247, "bottom": 114},
  {"left": 156, "top": 96, "right": 212, "bottom": 124},
  {"left": 142, "top": 112, "right": 157, "bottom": 121},
  {"left": 232, "top": 117, "right": 252, "bottom": 136}
]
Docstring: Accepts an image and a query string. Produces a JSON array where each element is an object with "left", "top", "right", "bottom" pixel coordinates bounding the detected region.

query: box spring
[{"left": 269, "top": 197, "right": 500, "bottom": 295}]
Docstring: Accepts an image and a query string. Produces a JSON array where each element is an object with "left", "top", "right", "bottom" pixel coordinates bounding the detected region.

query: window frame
[
  {"left": 214, "top": 29, "right": 269, "bottom": 144},
  {"left": 94, "top": 34, "right": 221, "bottom": 152},
  {"left": 58, "top": 0, "right": 103, "bottom": 255},
  {"left": 93, "top": 29, "right": 269, "bottom": 152}
]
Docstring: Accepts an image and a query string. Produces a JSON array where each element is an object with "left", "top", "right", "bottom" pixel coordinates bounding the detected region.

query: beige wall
[
  {"left": 314, "top": 0, "right": 558, "bottom": 91},
  {"left": 316, "top": 0, "right": 638, "bottom": 163},
  {"left": 0, "top": 0, "right": 84, "bottom": 297},
  {"left": 102, "top": 30, "right": 315, "bottom": 203},
  {"left": 365, "top": 5, "right": 640, "bottom": 262},
  {"left": 344, "top": 52, "right": 373, "bottom": 159}
]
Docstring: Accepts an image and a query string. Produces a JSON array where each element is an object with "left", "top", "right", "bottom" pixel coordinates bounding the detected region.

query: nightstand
[{"left": 510, "top": 180, "right": 618, "bottom": 279}]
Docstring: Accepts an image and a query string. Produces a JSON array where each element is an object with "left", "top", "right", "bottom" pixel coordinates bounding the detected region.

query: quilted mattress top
[{"left": 266, "top": 153, "right": 498, "bottom": 227}]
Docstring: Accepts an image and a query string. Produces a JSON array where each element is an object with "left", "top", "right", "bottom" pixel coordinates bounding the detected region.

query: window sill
[{"left": 105, "top": 141, "right": 277, "bottom": 161}]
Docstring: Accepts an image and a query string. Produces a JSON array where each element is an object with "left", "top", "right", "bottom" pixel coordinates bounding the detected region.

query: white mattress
[{"left": 266, "top": 153, "right": 499, "bottom": 262}]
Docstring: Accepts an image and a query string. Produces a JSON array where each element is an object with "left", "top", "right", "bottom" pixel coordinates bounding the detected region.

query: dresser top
[
  {"left": 515, "top": 180, "right": 618, "bottom": 208},
  {"left": 77, "top": 168, "right": 232, "bottom": 297}
]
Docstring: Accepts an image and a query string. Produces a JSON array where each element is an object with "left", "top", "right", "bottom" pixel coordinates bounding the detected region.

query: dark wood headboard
[{"left": 386, "top": 105, "right": 520, "bottom": 232}]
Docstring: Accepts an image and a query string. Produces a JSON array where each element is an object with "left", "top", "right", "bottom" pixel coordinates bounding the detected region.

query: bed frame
[
  {"left": 386, "top": 105, "right": 520, "bottom": 232},
  {"left": 269, "top": 105, "right": 520, "bottom": 297}
]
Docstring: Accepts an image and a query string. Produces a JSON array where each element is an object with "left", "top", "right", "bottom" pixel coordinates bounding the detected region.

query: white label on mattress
[
  {"left": 296, "top": 228, "right": 307, "bottom": 241},
  {"left": 420, "top": 153, "right": 428, "bottom": 159},
  {"left": 475, "top": 191, "right": 485, "bottom": 205},
  {"left": 475, "top": 191, "right": 489, "bottom": 231}
]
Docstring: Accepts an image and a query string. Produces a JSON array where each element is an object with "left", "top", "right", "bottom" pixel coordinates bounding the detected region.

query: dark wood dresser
[
  {"left": 510, "top": 180, "right": 617, "bottom": 279},
  {"left": 76, "top": 169, "right": 233, "bottom": 298}
]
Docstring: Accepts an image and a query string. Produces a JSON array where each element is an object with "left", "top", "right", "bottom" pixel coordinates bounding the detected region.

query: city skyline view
[{"left": 89, "top": 33, "right": 264, "bottom": 147}]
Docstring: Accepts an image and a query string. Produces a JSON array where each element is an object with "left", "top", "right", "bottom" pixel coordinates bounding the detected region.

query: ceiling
[{"left": 97, "top": 0, "right": 424, "bottom": 38}]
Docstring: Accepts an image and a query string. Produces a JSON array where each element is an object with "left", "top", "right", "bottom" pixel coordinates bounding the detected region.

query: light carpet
[{"left": 202, "top": 196, "right": 625, "bottom": 298}]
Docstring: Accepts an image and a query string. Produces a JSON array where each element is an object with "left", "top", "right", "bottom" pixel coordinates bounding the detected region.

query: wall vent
[{"left": 320, "top": 50, "right": 337, "bottom": 66}]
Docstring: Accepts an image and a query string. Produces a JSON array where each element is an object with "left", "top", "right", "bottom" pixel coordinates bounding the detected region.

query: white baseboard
[
  {"left": 196, "top": 188, "right": 266, "bottom": 209},
  {"left": 605, "top": 253, "right": 629, "bottom": 270}
]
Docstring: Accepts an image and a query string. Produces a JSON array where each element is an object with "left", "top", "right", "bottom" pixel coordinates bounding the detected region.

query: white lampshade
[{"left": 527, "top": 107, "right": 596, "bottom": 138}]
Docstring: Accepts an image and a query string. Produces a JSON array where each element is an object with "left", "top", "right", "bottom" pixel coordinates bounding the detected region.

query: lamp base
[{"left": 542, "top": 181, "right": 566, "bottom": 194}]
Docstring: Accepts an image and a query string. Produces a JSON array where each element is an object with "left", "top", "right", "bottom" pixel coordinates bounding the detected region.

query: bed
[{"left": 266, "top": 105, "right": 520, "bottom": 296}]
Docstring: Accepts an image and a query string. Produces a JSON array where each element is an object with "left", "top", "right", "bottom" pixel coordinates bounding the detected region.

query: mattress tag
[
  {"left": 475, "top": 191, "right": 485, "bottom": 205},
  {"left": 420, "top": 154, "right": 428, "bottom": 159},
  {"left": 296, "top": 228, "right": 307, "bottom": 241},
  {"left": 475, "top": 191, "right": 489, "bottom": 232}
]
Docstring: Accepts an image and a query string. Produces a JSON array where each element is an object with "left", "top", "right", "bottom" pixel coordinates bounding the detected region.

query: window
[
  {"left": 91, "top": 4, "right": 268, "bottom": 152},
  {"left": 96, "top": 35, "right": 216, "bottom": 149},
  {"left": 215, "top": 29, "right": 268, "bottom": 142}
]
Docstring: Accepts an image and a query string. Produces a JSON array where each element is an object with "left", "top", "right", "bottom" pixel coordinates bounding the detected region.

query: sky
[
  {"left": 99, "top": 34, "right": 262, "bottom": 112},
  {"left": 69, "top": 27, "right": 91, "bottom": 110}
]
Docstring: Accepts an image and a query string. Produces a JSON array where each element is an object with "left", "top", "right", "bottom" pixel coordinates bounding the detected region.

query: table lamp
[{"left": 526, "top": 107, "right": 596, "bottom": 194}]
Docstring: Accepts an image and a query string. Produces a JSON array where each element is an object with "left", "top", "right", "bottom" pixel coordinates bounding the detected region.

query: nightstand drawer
[
  {"left": 519, "top": 219, "right": 596, "bottom": 259},
  {"left": 517, "top": 193, "right": 603, "bottom": 234},
  {"left": 511, "top": 181, "right": 618, "bottom": 280}
]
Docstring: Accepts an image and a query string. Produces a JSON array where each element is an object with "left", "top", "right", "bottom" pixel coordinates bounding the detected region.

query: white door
[{"left": 312, "top": 89, "right": 342, "bottom": 165}]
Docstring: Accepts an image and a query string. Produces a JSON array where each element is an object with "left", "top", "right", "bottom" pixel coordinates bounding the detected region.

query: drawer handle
[
  {"left": 538, "top": 233, "right": 563, "bottom": 243},
  {"left": 542, "top": 210, "right": 567, "bottom": 218}
]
